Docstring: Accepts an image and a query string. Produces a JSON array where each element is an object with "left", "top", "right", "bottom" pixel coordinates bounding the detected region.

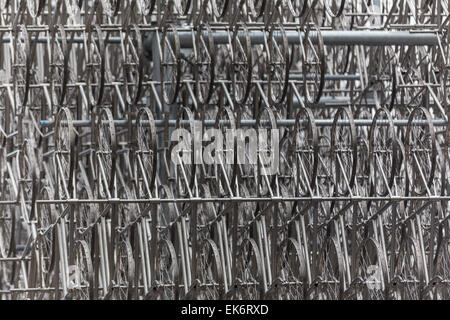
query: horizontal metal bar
[
  {"left": 25, "top": 196, "right": 450, "bottom": 204},
  {"left": 8, "top": 36, "right": 123, "bottom": 44},
  {"left": 287, "top": 74, "right": 361, "bottom": 81},
  {"left": 9, "top": 30, "right": 439, "bottom": 48},
  {"left": 41, "top": 119, "right": 448, "bottom": 127},
  {"left": 0, "top": 197, "right": 448, "bottom": 205},
  {"left": 144, "top": 30, "right": 440, "bottom": 53},
  {"left": 318, "top": 31, "right": 439, "bottom": 46}
]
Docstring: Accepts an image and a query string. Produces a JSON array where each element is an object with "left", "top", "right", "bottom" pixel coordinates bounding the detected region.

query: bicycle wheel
[
  {"left": 432, "top": 236, "right": 449, "bottom": 299},
  {"left": 50, "top": 25, "right": 73, "bottom": 106},
  {"left": 267, "top": 23, "right": 289, "bottom": 107},
  {"left": 0, "top": 182, "right": 16, "bottom": 259},
  {"left": 124, "top": 24, "right": 144, "bottom": 106},
  {"left": 404, "top": 107, "right": 437, "bottom": 196},
  {"left": 276, "top": 238, "right": 307, "bottom": 299},
  {"left": 154, "top": 239, "right": 179, "bottom": 300},
  {"left": 368, "top": 108, "right": 398, "bottom": 197},
  {"left": 256, "top": 107, "right": 278, "bottom": 196},
  {"left": 231, "top": 24, "right": 252, "bottom": 106},
  {"left": 214, "top": 106, "right": 238, "bottom": 195},
  {"left": 55, "top": 108, "right": 76, "bottom": 199},
  {"left": 292, "top": 107, "right": 318, "bottom": 196},
  {"left": 315, "top": 237, "right": 345, "bottom": 300},
  {"left": 352, "top": 238, "right": 389, "bottom": 300},
  {"left": 301, "top": 24, "right": 325, "bottom": 106},
  {"left": 160, "top": 24, "right": 181, "bottom": 105},
  {"left": 136, "top": 107, "right": 158, "bottom": 190},
  {"left": 71, "top": 240, "right": 94, "bottom": 300},
  {"left": 194, "top": 22, "right": 216, "bottom": 106},
  {"left": 392, "top": 236, "right": 425, "bottom": 300},
  {"left": 112, "top": 239, "right": 135, "bottom": 299},
  {"left": 12, "top": 25, "right": 33, "bottom": 108},
  {"left": 95, "top": 108, "right": 117, "bottom": 194},
  {"left": 331, "top": 107, "right": 357, "bottom": 196},
  {"left": 195, "top": 238, "right": 224, "bottom": 299},
  {"left": 235, "top": 238, "right": 263, "bottom": 299},
  {"left": 37, "top": 187, "right": 57, "bottom": 279},
  {"left": 86, "top": 25, "right": 106, "bottom": 106}
]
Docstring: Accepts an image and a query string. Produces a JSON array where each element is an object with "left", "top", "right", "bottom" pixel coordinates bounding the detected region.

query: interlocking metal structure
[{"left": 0, "top": 0, "right": 449, "bottom": 300}]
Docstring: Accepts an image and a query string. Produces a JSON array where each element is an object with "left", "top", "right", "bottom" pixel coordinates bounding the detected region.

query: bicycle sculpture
[{"left": 0, "top": 0, "right": 448, "bottom": 300}]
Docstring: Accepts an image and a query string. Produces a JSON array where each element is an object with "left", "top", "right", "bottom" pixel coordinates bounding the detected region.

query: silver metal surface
[{"left": 0, "top": 0, "right": 448, "bottom": 301}]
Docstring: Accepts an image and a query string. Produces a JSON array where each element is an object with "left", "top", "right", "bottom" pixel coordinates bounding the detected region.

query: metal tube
[
  {"left": 0, "top": 196, "right": 449, "bottom": 205},
  {"left": 41, "top": 119, "right": 448, "bottom": 128},
  {"left": 288, "top": 74, "right": 361, "bottom": 81},
  {"left": 9, "top": 36, "right": 123, "bottom": 44},
  {"left": 144, "top": 30, "right": 440, "bottom": 53}
]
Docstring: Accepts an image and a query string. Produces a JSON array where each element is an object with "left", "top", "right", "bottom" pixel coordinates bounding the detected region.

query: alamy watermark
[{"left": 170, "top": 121, "right": 280, "bottom": 175}]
